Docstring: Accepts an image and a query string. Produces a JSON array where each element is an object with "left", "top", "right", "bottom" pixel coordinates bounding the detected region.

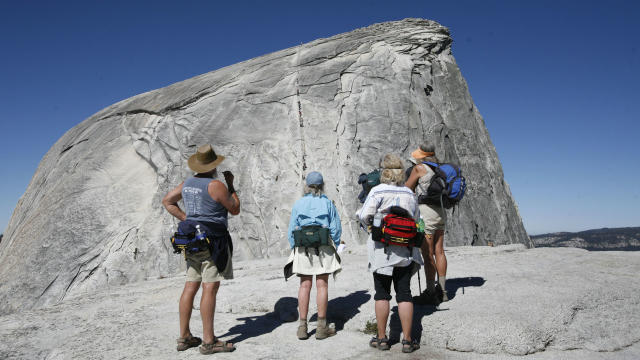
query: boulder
[{"left": 0, "top": 18, "right": 529, "bottom": 314}]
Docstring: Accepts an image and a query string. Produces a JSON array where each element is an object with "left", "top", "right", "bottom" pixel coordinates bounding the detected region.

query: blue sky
[{"left": 0, "top": 1, "right": 638, "bottom": 235}]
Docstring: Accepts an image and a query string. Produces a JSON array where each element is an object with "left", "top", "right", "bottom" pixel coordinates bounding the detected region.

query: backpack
[
  {"left": 418, "top": 162, "right": 466, "bottom": 208},
  {"left": 357, "top": 169, "right": 381, "bottom": 203}
]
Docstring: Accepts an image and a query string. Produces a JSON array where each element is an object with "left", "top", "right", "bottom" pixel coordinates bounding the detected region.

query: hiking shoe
[
  {"left": 297, "top": 322, "right": 309, "bottom": 340},
  {"left": 176, "top": 334, "right": 202, "bottom": 351},
  {"left": 441, "top": 288, "right": 449, "bottom": 302},
  {"left": 435, "top": 283, "right": 447, "bottom": 303},
  {"left": 315, "top": 318, "right": 336, "bottom": 340}
]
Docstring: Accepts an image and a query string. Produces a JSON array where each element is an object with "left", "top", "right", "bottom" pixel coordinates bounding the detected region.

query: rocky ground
[{"left": 1, "top": 244, "right": 639, "bottom": 359}]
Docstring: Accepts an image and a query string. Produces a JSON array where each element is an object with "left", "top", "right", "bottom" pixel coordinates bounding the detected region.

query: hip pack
[
  {"left": 372, "top": 206, "right": 423, "bottom": 248},
  {"left": 293, "top": 225, "right": 331, "bottom": 248},
  {"left": 170, "top": 232, "right": 209, "bottom": 254},
  {"left": 170, "top": 221, "right": 211, "bottom": 256}
]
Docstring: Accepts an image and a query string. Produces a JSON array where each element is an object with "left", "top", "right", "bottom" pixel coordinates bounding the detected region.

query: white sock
[{"left": 438, "top": 276, "right": 446, "bottom": 291}]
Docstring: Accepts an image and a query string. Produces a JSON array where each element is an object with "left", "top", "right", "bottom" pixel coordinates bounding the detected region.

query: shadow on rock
[
  {"left": 388, "top": 302, "right": 441, "bottom": 344},
  {"left": 220, "top": 296, "right": 298, "bottom": 344},
  {"left": 310, "top": 290, "right": 371, "bottom": 331},
  {"left": 447, "top": 276, "right": 485, "bottom": 300}
]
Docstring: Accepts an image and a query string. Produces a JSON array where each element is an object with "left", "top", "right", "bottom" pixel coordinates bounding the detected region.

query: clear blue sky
[{"left": 1, "top": 1, "right": 638, "bottom": 235}]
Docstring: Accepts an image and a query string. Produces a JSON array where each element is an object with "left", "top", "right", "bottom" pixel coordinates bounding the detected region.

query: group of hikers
[{"left": 162, "top": 142, "right": 463, "bottom": 354}]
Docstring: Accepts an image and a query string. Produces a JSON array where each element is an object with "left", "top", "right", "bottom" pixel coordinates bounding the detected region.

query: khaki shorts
[
  {"left": 419, "top": 204, "right": 446, "bottom": 236},
  {"left": 185, "top": 249, "right": 233, "bottom": 283}
]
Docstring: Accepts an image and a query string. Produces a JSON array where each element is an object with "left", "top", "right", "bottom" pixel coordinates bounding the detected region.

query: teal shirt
[{"left": 287, "top": 194, "right": 342, "bottom": 248}]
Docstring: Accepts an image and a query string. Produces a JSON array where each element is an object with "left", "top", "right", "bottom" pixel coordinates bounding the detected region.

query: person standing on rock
[
  {"left": 162, "top": 144, "right": 240, "bottom": 354},
  {"left": 406, "top": 143, "right": 449, "bottom": 303},
  {"left": 359, "top": 154, "right": 422, "bottom": 353},
  {"left": 284, "top": 171, "right": 342, "bottom": 340}
]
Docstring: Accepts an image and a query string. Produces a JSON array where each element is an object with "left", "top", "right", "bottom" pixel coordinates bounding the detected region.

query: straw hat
[{"left": 187, "top": 144, "right": 225, "bottom": 173}]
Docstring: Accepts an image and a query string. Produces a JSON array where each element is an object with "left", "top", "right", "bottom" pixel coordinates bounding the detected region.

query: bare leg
[
  {"left": 316, "top": 274, "right": 329, "bottom": 318},
  {"left": 298, "top": 276, "right": 312, "bottom": 320},
  {"left": 200, "top": 282, "right": 221, "bottom": 344},
  {"left": 397, "top": 301, "right": 413, "bottom": 341},
  {"left": 375, "top": 300, "right": 390, "bottom": 339},
  {"left": 179, "top": 281, "right": 200, "bottom": 338},
  {"left": 422, "top": 234, "right": 437, "bottom": 286},
  {"left": 434, "top": 230, "right": 447, "bottom": 278}
]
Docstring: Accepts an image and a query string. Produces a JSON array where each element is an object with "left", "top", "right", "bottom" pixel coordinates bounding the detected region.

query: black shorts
[{"left": 373, "top": 265, "right": 413, "bottom": 303}]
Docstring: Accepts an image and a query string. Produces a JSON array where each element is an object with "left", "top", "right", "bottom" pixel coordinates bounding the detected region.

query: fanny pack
[
  {"left": 293, "top": 225, "right": 331, "bottom": 248},
  {"left": 371, "top": 206, "right": 423, "bottom": 248},
  {"left": 170, "top": 232, "right": 209, "bottom": 254}
]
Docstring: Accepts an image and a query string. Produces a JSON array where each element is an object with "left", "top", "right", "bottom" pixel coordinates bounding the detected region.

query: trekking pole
[{"left": 417, "top": 268, "right": 422, "bottom": 294}]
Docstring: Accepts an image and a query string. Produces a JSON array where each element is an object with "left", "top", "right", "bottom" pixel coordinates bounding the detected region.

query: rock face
[{"left": 0, "top": 18, "right": 529, "bottom": 314}]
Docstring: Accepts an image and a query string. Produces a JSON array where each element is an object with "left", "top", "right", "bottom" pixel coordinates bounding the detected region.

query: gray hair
[
  {"left": 416, "top": 142, "right": 439, "bottom": 163},
  {"left": 304, "top": 184, "right": 324, "bottom": 196},
  {"left": 379, "top": 154, "right": 405, "bottom": 186}
]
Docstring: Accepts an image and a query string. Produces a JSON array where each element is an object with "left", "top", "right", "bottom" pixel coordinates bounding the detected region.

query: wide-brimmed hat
[
  {"left": 410, "top": 144, "right": 435, "bottom": 160},
  {"left": 187, "top": 144, "right": 225, "bottom": 173}
]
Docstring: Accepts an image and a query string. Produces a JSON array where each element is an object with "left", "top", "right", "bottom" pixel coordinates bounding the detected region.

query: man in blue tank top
[{"left": 162, "top": 144, "right": 240, "bottom": 354}]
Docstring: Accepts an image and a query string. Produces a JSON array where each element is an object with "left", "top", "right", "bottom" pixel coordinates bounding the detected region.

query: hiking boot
[
  {"left": 441, "top": 288, "right": 449, "bottom": 302},
  {"left": 315, "top": 318, "right": 336, "bottom": 340},
  {"left": 297, "top": 320, "right": 309, "bottom": 340},
  {"left": 434, "top": 283, "right": 448, "bottom": 303}
]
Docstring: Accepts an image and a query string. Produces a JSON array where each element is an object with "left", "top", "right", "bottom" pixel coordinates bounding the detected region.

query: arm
[
  {"left": 413, "top": 197, "right": 420, "bottom": 222},
  {"left": 405, "top": 164, "right": 427, "bottom": 191},
  {"left": 209, "top": 180, "right": 240, "bottom": 215},
  {"left": 162, "top": 182, "right": 186, "bottom": 221},
  {"left": 358, "top": 190, "right": 380, "bottom": 226},
  {"left": 287, "top": 205, "right": 299, "bottom": 249},
  {"left": 328, "top": 200, "right": 342, "bottom": 246}
]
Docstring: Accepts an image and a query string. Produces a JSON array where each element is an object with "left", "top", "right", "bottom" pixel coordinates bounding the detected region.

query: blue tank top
[{"left": 182, "top": 177, "right": 228, "bottom": 227}]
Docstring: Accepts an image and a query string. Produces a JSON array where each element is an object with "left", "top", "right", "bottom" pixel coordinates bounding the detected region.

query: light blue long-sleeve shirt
[{"left": 287, "top": 193, "right": 342, "bottom": 248}]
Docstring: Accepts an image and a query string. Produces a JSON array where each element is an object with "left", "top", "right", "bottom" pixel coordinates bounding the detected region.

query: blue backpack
[{"left": 418, "top": 162, "right": 466, "bottom": 208}]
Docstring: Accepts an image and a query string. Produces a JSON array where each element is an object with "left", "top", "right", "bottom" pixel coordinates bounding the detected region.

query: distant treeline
[{"left": 531, "top": 227, "right": 640, "bottom": 251}]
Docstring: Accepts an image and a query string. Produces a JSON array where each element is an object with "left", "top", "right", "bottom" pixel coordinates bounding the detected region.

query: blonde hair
[
  {"left": 304, "top": 184, "right": 324, "bottom": 196},
  {"left": 379, "top": 154, "right": 405, "bottom": 186}
]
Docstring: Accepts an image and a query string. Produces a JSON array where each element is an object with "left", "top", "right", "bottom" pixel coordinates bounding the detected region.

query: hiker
[
  {"left": 162, "top": 144, "right": 240, "bottom": 354},
  {"left": 406, "top": 143, "right": 449, "bottom": 302},
  {"left": 359, "top": 154, "right": 422, "bottom": 353},
  {"left": 285, "top": 171, "right": 342, "bottom": 340}
]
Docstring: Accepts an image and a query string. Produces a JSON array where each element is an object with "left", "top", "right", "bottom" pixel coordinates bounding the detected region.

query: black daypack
[
  {"left": 357, "top": 169, "right": 381, "bottom": 203},
  {"left": 418, "top": 162, "right": 466, "bottom": 208}
]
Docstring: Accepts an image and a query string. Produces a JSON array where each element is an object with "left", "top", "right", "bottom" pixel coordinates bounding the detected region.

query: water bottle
[
  {"left": 373, "top": 211, "right": 383, "bottom": 227},
  {"left": 195, "top": 225, "right": 206, "bottom": 242}
]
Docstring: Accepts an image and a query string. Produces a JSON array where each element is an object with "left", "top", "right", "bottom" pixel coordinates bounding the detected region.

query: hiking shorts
[
  {"left": 419, "top": 204, "right": 446, "bottom": 236},
  {"left": 185, "top": 249, "right": 232, "bottom": 283},
  {"left": 373, "top": 265, "right": 413, "bottom": 303}
]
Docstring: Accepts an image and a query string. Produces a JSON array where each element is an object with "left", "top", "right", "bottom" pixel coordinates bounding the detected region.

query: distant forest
[{"left": 531, "top": 227, "right": 640, "bottom": 251}]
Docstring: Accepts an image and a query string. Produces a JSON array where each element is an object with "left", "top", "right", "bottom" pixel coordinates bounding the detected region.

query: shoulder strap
[{"left": 423, "top": 161, "right": 438, "bottom": 169}]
